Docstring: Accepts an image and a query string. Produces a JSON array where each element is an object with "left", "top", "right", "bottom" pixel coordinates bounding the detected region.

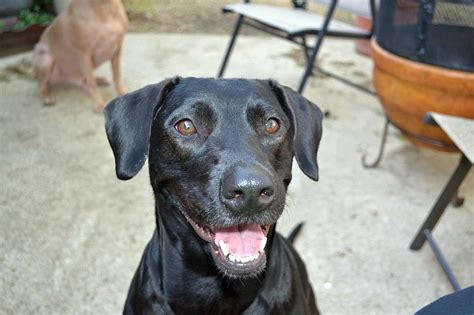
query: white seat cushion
[{"left": 224, "top": 3, "right": 368, "bottom": 36}]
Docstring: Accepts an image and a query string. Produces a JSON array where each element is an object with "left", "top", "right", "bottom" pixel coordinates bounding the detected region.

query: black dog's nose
[{"left": 221, "top": 166, "right": 275, "bottom": 213}]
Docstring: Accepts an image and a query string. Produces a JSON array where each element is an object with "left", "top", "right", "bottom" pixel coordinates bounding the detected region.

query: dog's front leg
[
  {"left": 81, "top": 56, "right": 106, "bottom": 111},
  {"left": 111, "top": 42, "right": 128, "bottom": 96},
  {"left": 33, "top": 44, "right": 55, "bottom": 106}
]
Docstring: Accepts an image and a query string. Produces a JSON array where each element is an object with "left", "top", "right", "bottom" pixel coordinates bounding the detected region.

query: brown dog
[{"left": 33, "top": 0, "right": 128, "bottom": 111}]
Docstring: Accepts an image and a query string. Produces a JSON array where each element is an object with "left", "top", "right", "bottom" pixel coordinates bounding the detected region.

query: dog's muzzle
[{"left": 180, "top": 208, "right": 271, "bottom": 278}]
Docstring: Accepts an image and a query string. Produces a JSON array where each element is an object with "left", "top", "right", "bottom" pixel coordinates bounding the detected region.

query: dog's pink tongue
[{"left": 214, "top": 224, "right": 264, "bottom": 256}]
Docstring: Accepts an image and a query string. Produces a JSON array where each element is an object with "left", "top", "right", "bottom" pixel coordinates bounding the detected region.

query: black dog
[{"left": 104, "top": 77, "right": 323, "bottom": 314}]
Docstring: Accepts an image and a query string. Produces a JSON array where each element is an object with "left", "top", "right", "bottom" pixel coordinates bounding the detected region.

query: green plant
[{"left": 13, "top": 5, "right": 54, "bottom": 31}]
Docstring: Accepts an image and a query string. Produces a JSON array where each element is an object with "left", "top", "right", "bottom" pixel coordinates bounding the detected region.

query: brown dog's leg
[
  {"left": 38, "top": 68, "right": 55, "bottom": 106},
  {"left": 82, "top": 57, "right": 106, "bottom": 112},
  {"left": 33, "top": 44, "right": 55, "bottom": 105},
  {"left": 95, "top": 76, "right": 110, "bottom": 87},
  {"left": 111, "top": 43, "right": 128, "bottom": 96}
]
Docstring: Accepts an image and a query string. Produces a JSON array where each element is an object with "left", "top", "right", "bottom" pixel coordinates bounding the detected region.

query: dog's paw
[
  {"left": 94, "top": 101, "right": 106, "bottom": 113},
  {"left": 95, "top": 77, "right": 111, "bottom": 87},
  {"left": 41, "top": 95, "right": 55, "bottom": 106},
  {"left": 117, "top": 86, "right": 129, "bottom": 95}
]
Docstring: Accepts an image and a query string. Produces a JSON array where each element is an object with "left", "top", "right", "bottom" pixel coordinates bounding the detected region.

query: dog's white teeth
[
  {"left": 219, "top": 240, "right": 230, "bottom": 257},
  {"left": 227, "top": 252, "right": 260, "bottom": 263},
  {"left": 260, "top": 237, "right": 267, "bottom": 252}
]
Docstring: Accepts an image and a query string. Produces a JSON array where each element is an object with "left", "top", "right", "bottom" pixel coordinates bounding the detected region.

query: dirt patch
[
  {"left": 281, "top": 48, "right": 329, "bottom": 78},
  {"left": 330, "top": 60, "right": 355, "bottom": 67},
  {"left": 0, "top": 58, "right": 34, "bottom": 82},
  {"left": 124, "top": 0, "right": 356, "bottom": 34}
]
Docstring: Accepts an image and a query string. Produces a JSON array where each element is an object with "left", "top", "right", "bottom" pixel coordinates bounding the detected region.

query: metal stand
[
  {"left": 451, "top": 190, "right": 465, "bottom": 208},
  {"left": 362, "top": 116, "right": 390, "bottom": 168},
  {"left": 301, "top": 36, "right": 314, "bottom": 76}
]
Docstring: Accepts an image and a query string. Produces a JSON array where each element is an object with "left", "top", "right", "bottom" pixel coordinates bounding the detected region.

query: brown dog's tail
[{"left": 287, "top": 222, "right": 304, "bottom": 244}]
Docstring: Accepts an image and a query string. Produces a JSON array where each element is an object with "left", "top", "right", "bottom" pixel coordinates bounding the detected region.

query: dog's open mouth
[{"left": 180, "top": 210, "right": 270, "bottom": 277}]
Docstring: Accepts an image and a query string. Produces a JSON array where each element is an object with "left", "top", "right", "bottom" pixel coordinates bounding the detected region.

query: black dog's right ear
[
  {"left": 104, "top": 77, "right": 180, "bottom": 180},
  {"left": 269, "top": 80, "right": 323, "bottom": 181}
]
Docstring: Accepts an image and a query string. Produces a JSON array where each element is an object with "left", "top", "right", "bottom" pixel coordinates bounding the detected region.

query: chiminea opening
[{"left": 376, "top": 0, "right": 474, "bottom": 72}]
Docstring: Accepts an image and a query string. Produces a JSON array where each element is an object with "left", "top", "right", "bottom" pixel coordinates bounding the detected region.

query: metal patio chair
[{"left": 217, "top": 0, "right": 377, "bottom": 94}]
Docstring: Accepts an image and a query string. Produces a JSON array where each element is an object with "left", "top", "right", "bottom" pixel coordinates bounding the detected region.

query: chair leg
[
  {"left": 362, "top": 116, "right": 390, "bottom": 168},
  {"left": 217, "top": 15, "right": 244, "bottom": 78},
  {"left": 410, "top": 155, "right": 471, "bottom": 250},
  {"left": 424, "top": 230, "right": 461, "bottom": 291},
  {"left": 297, "top": 0, "right": 338, "bottom": 94}
]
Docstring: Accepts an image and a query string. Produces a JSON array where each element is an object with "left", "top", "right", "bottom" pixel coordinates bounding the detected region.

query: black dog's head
[{"left": 104, "top": 77, "right": 322, "bottom": 278}]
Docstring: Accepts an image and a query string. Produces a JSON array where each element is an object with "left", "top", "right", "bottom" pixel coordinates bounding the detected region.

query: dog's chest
[{"left": 91, "top": 19, "right": 126, "bottom": 67}]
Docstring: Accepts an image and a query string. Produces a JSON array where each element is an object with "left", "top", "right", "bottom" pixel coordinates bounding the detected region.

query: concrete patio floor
[{"left": 1, "top": 33, "right": 473, "bottom": 314}]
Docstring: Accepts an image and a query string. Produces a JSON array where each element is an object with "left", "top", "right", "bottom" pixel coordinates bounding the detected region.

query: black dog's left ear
[
  {"left": 104, "top": 77, "right": 180, "bottom": 180},
  {"left": 270, "top": 81, "right": 323, "bottom": 181}
]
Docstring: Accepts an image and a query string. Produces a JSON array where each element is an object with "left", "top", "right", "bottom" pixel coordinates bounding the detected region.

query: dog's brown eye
[
  {"left": 175, "top": 119, "right": 196, "bottom": 136},
  {"left": 265, "top": 118, "right": 280, "bottom": 134}
]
